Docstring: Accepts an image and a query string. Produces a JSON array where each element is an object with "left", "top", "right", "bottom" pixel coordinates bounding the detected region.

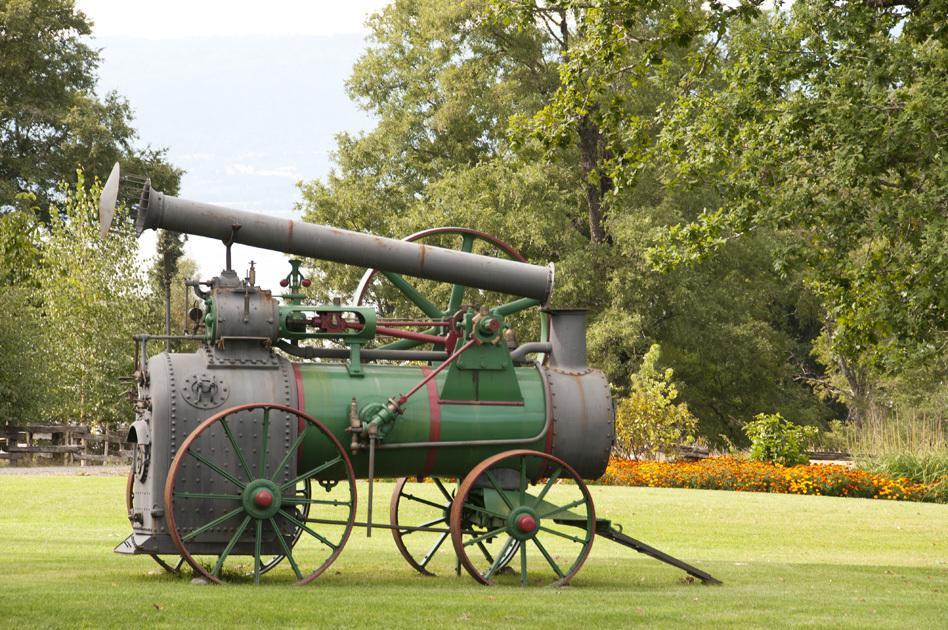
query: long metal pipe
[{"left": 99, "top": 164, "right": 554, "bottom": 303}]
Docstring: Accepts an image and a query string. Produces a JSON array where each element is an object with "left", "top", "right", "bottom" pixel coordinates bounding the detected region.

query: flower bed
[{"left": 598, "top": 457, "right": 939, "bottom": 502}]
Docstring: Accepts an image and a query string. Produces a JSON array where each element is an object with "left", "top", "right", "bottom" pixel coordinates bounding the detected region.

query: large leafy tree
[
  {"left": 299, "top": 0, "right": 838, "bottom": 442},
  {"left": 647, "top": 0, "right": 947, "bottom": 422},
  {"left": 0, "top": 0, "right": 181, "bottom": 214}
]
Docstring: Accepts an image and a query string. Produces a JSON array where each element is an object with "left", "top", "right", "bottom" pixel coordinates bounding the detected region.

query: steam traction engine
[{"left": 103, "top": 163, "right": 718, "bottom": 586}]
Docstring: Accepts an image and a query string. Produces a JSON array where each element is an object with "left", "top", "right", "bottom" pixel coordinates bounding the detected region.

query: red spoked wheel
[
  {"left": 353, "top": 227, "right": 530, "bottom": 352},
  {"left": 164, "top": 403, "right": 357, "bottom": 584},
  {"left": 450, "top": 450, "right": 595, "bottom": 587}
]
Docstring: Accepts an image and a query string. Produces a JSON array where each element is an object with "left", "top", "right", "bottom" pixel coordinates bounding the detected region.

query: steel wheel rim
[
  {"left": 450, "top": 449, "right": 595, "bottom": 587},
  {"left": 163, "top": 402, "right": 357, "bottom": 585}
]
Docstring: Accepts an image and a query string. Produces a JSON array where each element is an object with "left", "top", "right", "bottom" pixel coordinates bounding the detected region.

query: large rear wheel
[{"left": 163, "top": 403, "right": 357, "bottom": 584}]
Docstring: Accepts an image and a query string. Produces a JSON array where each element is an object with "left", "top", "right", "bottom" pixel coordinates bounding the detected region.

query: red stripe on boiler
[{"left": 420, "top": 366, "right": 441, "bottom": 478}]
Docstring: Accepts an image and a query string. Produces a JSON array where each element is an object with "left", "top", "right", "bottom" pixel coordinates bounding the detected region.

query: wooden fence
[{"left": 0, "top": 424, "right": 131, "bottom": 466}]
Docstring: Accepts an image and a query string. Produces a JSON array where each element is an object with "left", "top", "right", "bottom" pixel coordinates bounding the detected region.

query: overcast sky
[
  {"left": 76, "top": 1, "right": 390, "bottom": 296},
  {"left": 77, "top": 0, "right": 390, "bottom": 37}
]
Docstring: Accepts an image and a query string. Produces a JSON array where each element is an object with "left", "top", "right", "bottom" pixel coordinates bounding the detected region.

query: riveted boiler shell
[
  {"left": 129, "top": 348, "right": 298, "bottom": 555},
  {"left": 541, "top": 366, "right": 615, "bottom": 479}
]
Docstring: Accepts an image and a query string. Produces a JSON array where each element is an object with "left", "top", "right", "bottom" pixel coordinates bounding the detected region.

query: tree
[
  {"left": 35, "top": 174, "right": 153, "bottom": 426},
  {"left": 614, "top": 344, "right": 698, "bottom": 459},
  {"left": 0, "top": 0, "right": 182, "bottom": 215},
  {"left": 648, "top": 0, "right": 947, "bottom": 422},
  {"left": 299, "top": 0, "right": 839, "bottom": 443}
]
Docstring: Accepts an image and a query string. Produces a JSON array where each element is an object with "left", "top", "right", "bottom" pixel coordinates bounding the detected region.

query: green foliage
[
  {"left": 857, "top": 452, "right": 948, "bottom": 504},
  {"left": 0, "top": 0, "right": 181, "bottom": 214},
  {"left": 299, "top": 0, "right": 839, "bottom": 445},
  {"left": 0, "top": 174, "right": 156, "bottom": 426},
  {"left": 811, "top": 419, "right": 854, "bottom": 453},
  {"left": 34, "top": 174, "right": 153, "bottom": 425},
  {"left": 613, "top": 344, "right": 698, "bottom": 459},
  {"left": 744, "top": 413, "right": 818, "bottom": 467},
  {"left": 648, "top": 0, "right": 947, "bottom": 419}
]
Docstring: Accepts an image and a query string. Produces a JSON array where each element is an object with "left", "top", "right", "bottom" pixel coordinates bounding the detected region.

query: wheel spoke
[
  {"left": 538, "top": 525, "right": 587, "bottom": 544},
  {"left": 174, "top": 492, "right": 241, "bottom": 501},
  {"left": 485, "top": 470, "right": 514, "bottom": 510},
  {"left": 519, "top": 457, "right": 527, "bottom": 504},
  {"left": 270, "top": 427, "right": 308, "bottom": 483},
  {"left": 532, "top": 537, "right": 565, "bottom": 579},
  {"left": 520, "top": 540, "right": 528, "bottom": 586},
  {"left": 420, "top": 531, "right": 450, "bottom": 568},
  {"left": 269, "top": 517, "right": 302, "bottom": 580},
  {"left": 258, "top": 408, "right": 270, "bottom": 478},
  {"left": 399, "top": 516, "right": 446, "bottom": 535},
  {"left": 381, "top": 271, "right": 444, "bottom": 319},
  {"left": 280, "top": 455, "right": 343, "bottom": 491},
  {"left": 278, "top": 509, "right": 338, "bottom": 550},
  {"left": 219, "top": 417, "right": 254, "bottom": 481},
  {"left": 534, "top": 467, "right": 562, "bottom": 505},
  {"left": 253, "top": 519, "right": 263, "bottom": 585},
  {"left": 541, "top": 497, "right": 587, "bottom": 519},
  {"left": 484, "top": 536, "right": 515, "bottom": 580},
  {"left": 476, "top": 541, "right": 495, "bottom": 564},
  {"left": 433, "top": 478, "right": 453, "bottom": 503},
  {"left": 282, "top": 497, "right": 351, "bottom": 507},
  {"left": 186, "top": 449, "right": 246, "bottom": 490},
  {"left": 463, "top": 525, "right": 507, "bottom": 548},
  {"left": 181, "top": 506, "right": 245, "bottom": 542},
  {"left": 463, "top": 501, "right": 507, "bottom": 520},
  {"left": 213, "top": 514, "right": 252, "bottom": 577},
  {"left": 402, "top": 492, "right": 449, "bottom": 511}
]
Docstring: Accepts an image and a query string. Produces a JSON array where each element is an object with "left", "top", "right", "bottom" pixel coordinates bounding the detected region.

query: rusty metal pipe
[{"left": 99, "top": 163, "right": 554, "bottom": 303}]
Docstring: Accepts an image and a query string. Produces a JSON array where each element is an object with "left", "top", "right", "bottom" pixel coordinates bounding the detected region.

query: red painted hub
[
  {"left": 516, "top": 514, "right": 537, "bottom": 534},
  {"left": 254, "top": 489, "right": 274, "bottom": 509}
]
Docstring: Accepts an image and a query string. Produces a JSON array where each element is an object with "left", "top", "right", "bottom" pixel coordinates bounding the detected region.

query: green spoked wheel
[
  {"left": 128, "top": 469, "right": 311, "bottom": 576},
  {"left": 450, "top": 450, "right": 596, "bottom": 587},
  {"left": 389, "top": 476, "right": 457, "bottom": 576},
  {"left": 354, "top": 227, "right": 531, "bottom": 352},
  {"left": 164, "top": 403, "right": 357, "bottom": 584}
]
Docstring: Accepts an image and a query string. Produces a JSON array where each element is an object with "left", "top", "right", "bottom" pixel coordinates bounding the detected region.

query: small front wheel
[{"left": 450, "top": 450, "right": 595, "bottom": 587}]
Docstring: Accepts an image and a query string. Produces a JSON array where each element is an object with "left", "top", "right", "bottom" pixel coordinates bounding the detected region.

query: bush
[
  {"left": 614, "top": 345, "right": 698, "bottom": 460},
  {"left": 744, "top": 412, "right": 817, "bottom": 466},
  {"left": 857, "top": 452, "right": 948, "bottom": 503}
]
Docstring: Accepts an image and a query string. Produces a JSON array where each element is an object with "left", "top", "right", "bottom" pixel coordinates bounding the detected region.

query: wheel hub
[
  {"left": 254, "top": 489, "right": 274, "bottom": 509},
  {"left": 242, "top": 479, "right": 282, "bottom": 519},
  {"left": 516, "top": 514, "right": 537, "bottom": 534},
  {"left": 507, "top": 506, "right": 541, "bottom": 541}
]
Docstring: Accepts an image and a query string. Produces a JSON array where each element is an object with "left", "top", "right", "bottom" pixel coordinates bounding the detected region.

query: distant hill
[{"left": 93, "top": 35, "right": 375, "bottom": 291}]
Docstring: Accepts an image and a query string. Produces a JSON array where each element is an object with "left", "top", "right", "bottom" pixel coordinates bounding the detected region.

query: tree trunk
[{"left": 577, "top": 113, "right": 611, "bottom": 244}]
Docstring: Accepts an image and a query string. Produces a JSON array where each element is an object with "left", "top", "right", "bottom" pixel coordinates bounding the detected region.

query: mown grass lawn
[{"left": 0, "top": 474, "right": 944, "bottom": 628}]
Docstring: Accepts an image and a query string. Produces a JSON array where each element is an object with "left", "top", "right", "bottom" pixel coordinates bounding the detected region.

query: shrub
[
  {"left": 857, "top": 452, "right": 948, "bottom": 503},
  {"left": 744, "top": 413, "right": 818, "bottom": 466},
  {"left": 614, "top": 345, "right": 698, "bottom": 460}
]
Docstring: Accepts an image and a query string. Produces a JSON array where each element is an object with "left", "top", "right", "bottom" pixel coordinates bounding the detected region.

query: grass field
[{"left": 0, "top": 474, "right": 945, "bottom": 628}]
